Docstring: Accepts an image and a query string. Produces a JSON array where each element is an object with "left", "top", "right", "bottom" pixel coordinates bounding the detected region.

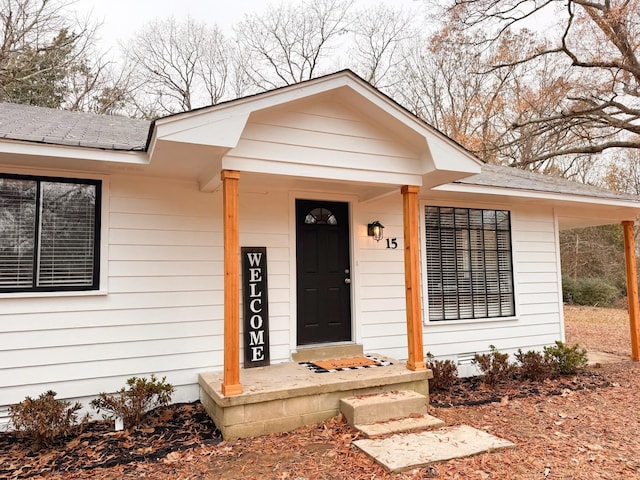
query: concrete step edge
[{"left": 354, "top": 414, "right": 445, "bottom": 437}]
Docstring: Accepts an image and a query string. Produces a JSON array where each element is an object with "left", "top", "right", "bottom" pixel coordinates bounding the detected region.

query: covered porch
[{"left": 199, "top": 346, "right": 431, "bottom": 440}]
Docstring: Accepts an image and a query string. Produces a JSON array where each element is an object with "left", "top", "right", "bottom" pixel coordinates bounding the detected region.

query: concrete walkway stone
[
  {"left": 353, "top": 425, "right": 515, "bottom": 472},
  {"left": 355, "top": 413, "right": 445, "bottom": 437}
]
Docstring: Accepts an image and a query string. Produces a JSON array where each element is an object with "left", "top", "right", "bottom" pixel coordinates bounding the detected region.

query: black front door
[{"left": 296, "top": 199, "right": 352, "bottom": 345}]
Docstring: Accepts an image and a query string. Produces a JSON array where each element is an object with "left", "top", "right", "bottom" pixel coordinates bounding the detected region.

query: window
[
  {"left": 304, "top": 207, "right": 338, "bottom": 225},
  {"left": 425, "top": 206, "right": 514, "bottom": 321},
  {"left": 0, "top": 174, "right": 101, "bottom": 292}
]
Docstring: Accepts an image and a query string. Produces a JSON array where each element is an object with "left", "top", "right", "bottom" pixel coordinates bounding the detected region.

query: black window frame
[
  {"left": 0, "top": 173, "right": 101, "bottom": 293},
  {"left": 424, "top": 205, "right": 515, "bottom": 321}
]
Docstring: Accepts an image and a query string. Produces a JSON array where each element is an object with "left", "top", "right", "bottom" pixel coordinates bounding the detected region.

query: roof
[
  {"left": 456, "top": 163, "right": 640, "bottom": 203},
  {"left": 0, "top": 81, "right": 637, "bottom": 206},
  {"left": 0, "top": 102, "right": 150, "bottom": 151}
]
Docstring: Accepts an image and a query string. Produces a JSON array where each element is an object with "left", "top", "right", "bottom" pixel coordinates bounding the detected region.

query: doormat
[{"left": 300, "top": 355, "right": 392, "bottom": 373}]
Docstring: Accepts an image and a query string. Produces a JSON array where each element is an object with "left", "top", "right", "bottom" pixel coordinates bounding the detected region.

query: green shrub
[
  {"left": 9, "top": 391, "right": 86, "bottom": 447},
  {"left": 473, "top": 345, "right": 514, "bottom": 386},
  {"left": 562, "top": 276, "right": 619, "bottom": 307},
  {"left": 544, "top": 341, "right": 588, "bottom": 375},
  {"left": 425, "top": 353, "right": 458, "bottom": 392},
  {"left": 515, "top": 349, "right": 553, "bottom": 381},
  {"left": 90, "top": 374, "right": 174, "bottom": 429}
]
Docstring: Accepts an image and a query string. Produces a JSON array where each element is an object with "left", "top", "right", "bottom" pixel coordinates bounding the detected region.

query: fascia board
[
  {"left": 434, "top": 182, "right": 640, "bottom": 210},
  {"left": 347, "top": 80, "right": 484, "bottom": 168},
  {"left": 0, "top": 139, "right": 149, "bottom": 165}
]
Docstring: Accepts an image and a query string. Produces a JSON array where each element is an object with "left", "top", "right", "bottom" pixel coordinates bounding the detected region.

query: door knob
[{"left": 344, "top": 278, "right": 351, "bottom": 284}]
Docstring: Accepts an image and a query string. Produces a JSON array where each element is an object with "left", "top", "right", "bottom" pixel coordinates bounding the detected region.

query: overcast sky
[{"left": 73, "top": 0, "right": 422, "bottom": 53}]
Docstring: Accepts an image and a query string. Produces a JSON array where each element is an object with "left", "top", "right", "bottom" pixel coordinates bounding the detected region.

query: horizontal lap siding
[
  {"left": 239, "top": 190, "right": 291, "bottom": 364},
  {"left": 0, "top": 176, "right": 293, "bottom": 412},
  {"left": 0, "top": 175, "right": 224, "bottom": 410},
  {"left": 228, "top": 100, "right": 421, "bottom": 175},
  {"left": 357, "top": 196, "right": 408, "bottom": 359},
  {"left": 358, "top": 201, "right": 563, "bottom": 362}
]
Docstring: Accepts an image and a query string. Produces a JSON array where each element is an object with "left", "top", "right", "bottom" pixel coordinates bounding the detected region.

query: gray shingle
[
  {"left": 0, "top": 102, "right": 150, "bottom": 151},
  {"left": 456, "top": 164, "right": 639, "bottom": 202},
  {"left": 0, "top": 102, "right": 637, "bottom": 205}
]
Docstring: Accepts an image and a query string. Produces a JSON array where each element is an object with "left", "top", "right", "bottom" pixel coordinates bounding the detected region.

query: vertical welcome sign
[{"left": 241, "top": 247, "right": 270, "bottom": 368}]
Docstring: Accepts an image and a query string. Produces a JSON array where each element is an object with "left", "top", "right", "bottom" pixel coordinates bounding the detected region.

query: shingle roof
[
  {"left": 0, "top": 101, "right": 637, "bottom": 205},
  {"left": 456, "top": 163, "right": 640, "bottom": 202},
  {"left": 0, "top": 102, "right": 150, "bottom": 150}
]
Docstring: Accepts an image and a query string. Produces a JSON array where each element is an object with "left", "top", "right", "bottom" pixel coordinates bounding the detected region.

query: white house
[{"left": 1, "top": 71, "right": 639, "bottom": 430}]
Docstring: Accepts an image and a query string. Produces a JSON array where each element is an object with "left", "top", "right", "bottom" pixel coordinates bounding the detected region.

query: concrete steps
[{"left": 340, "top": 390, "right": 444, "bottom": 437}]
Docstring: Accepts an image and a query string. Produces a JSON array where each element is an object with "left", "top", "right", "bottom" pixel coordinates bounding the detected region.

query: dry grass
[{"left": 564, "top": 305, "right": 631, "bottom": 356}]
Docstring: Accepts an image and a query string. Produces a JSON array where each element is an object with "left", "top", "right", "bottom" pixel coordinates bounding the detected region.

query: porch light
[{"left": 367, "top": 221, "right": 384, "bottom": 242}]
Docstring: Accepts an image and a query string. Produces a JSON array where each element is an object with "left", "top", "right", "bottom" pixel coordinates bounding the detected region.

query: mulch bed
[
  {"left": 0, "top": 369, "right": 615, "bottom": 479},
  {"left": 0, "top": 402, "right": 221, "bottom": 479},
  {"left": 429, "top": 369, "right": 612, "bottom": 408}
]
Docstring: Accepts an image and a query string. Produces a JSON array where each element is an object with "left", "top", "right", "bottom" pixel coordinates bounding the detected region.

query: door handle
[{"left": 344, "top": 278, "right": 351, "bottom": 284}]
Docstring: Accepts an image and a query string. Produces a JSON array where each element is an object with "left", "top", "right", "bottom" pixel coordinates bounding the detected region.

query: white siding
[
  {"left": 357, "top": 199, "right": 564, "bottom": 367},
  {"left": 0, "top": 174, "right": 224, "bottom": 414},
  {"left": 0, "top": 173, "right": 298, "bottom": 420},
  {"left": 0, "top": 169, "right": 566, "bottom": 419},
  {"left": 356, "top": 196, "right": 408, "bottom": 359},
  {"left": 225, "top": 99, "right": 423, "bottom": 182}
]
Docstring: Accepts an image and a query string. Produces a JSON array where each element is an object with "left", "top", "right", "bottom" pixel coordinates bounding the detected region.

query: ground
[{"left": 2, "top": 305, "right": 638, "bottom": 479}]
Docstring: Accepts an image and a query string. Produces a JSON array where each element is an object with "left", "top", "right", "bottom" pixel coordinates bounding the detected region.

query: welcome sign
[{"left": 241, "top": 247, "right": 270, "bottom": 368}]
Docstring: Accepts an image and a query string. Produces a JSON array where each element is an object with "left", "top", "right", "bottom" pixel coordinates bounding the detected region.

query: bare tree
[
  {"left": 0, "top": 0, "right": 99, "bottom": 107},
  {"left": 446, "top": 0, "right": 640, "bottom": 166},
  {"left": 234, "top": 0, "right": 353, "bottom": 90},
  {"left": 348, "top": 3, "right": 417, "bottom": 88},
  {"left": 125, "top": 16, "right": 230, "bottom": 117}
]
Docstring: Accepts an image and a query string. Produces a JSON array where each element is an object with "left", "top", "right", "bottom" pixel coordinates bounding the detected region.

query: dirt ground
[{"left": 2, "top": 305, "right": 639, "bottom": 479}]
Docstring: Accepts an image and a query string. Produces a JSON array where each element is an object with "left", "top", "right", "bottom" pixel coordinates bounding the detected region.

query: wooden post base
[{"left": 221, "top": 383, "right": 243, "bottom": 396}]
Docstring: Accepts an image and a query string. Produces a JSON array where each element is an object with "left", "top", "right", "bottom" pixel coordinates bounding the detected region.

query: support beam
[
  {"left": 401, "top": 185, "right": 426, "bottom": 371},
  {"left": 623, "top": 220, "right": 640, "bottom": 361},
  {"left": 221, "top": 170, "right": 243, "bottom": 395}
]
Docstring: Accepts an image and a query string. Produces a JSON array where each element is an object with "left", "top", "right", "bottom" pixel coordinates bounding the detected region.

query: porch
[{"left": 198, "top": 353, "right": 432, "bottom": 440}]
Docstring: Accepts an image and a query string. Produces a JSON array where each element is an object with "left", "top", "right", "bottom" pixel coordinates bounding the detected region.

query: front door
[{"left": 296, "top": 199, "right": 352, "bottom": 345}]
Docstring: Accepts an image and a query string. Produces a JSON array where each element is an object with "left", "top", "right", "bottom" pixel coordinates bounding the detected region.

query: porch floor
[{"left": 199, "top": 356, "right": 432, "bottom": 440}]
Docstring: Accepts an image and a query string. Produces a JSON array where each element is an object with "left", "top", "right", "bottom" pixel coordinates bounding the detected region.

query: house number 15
[{"left": 386, "top": 238, "right": 398, "bottom": 249}]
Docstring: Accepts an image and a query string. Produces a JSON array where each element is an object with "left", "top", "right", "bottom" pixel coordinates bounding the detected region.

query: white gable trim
[{"left": 149, "top": 71, "right": 483, "bottom": 186}]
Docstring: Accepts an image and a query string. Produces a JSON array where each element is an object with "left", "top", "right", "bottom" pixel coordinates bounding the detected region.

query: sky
[{"left": 73, "top": 0, "right": 423, "bottom": 54}]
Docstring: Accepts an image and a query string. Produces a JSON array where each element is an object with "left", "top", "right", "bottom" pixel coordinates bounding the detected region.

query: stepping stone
[
  {"left": 355, "top": 413, "right": 445, "bottom": 437},
  {"left": 353, "top": 425, "right": 515, "bottom": 472}
]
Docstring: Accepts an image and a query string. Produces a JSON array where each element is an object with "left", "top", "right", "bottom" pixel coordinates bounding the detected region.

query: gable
[{"left": 149, "top": 72, "right": 483, "bottom": 192}]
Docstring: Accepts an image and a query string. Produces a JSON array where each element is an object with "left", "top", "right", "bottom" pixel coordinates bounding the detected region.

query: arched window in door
[{"left": 304, "top": 207, "right": 338, "bottom": 225}]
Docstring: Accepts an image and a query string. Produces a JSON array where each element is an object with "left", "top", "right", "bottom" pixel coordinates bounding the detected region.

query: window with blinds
[
  {"left": 425, "top": 206, "right": 515, "bottom": 321},
  {"left": 0, "top": 175, "right": 100, "bottom": 292}
]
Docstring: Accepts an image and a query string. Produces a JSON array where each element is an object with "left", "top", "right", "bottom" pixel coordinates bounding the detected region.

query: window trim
[
  {"left": 420, "top": 202, "right": 517, "bottom": 323},
  {"left": 0, "top": 172, "right": 102, "bottom": 293}
]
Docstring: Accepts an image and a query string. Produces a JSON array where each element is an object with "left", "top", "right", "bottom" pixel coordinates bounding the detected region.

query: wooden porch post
[
  {"left": 623, "top": 220, "right": 640, "bottom": 361},
  {"left": 401, "top": 185, "right": 426, "bottom": 371},
  {"left": 221, "top": 170, "right": 243, "bottom": 395}
]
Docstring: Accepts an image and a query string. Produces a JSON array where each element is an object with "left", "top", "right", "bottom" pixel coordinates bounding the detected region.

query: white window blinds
[{"left": 0, "top": 175, "right": 100, "bottom": 292}]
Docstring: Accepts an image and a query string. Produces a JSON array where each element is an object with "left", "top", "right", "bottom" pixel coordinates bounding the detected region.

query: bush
[
  {"left": 90, "top": 374, "right": 174, "bottom": 429},
  {"left": 515, "top": 349, "right": 553, "bottom": 381},
  {"left": 562, "top": 276, "right": 619, "bottom": 307},
  {"left": 9, "top": 391, "right": 86, "bottom": 447},
  {"left": 473, "top": 345, "right": 514, "bottom": 386},
  {"left": 544, "top": 341, "right": 588, "bottom": 375},
  {"left": 425, "top": 353, "right": 458, "bottom": 392}
]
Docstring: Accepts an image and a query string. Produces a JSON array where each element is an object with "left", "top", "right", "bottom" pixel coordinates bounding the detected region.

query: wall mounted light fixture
[{"left": 367, "top": 221, "right": 384, "bottom": 242}]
